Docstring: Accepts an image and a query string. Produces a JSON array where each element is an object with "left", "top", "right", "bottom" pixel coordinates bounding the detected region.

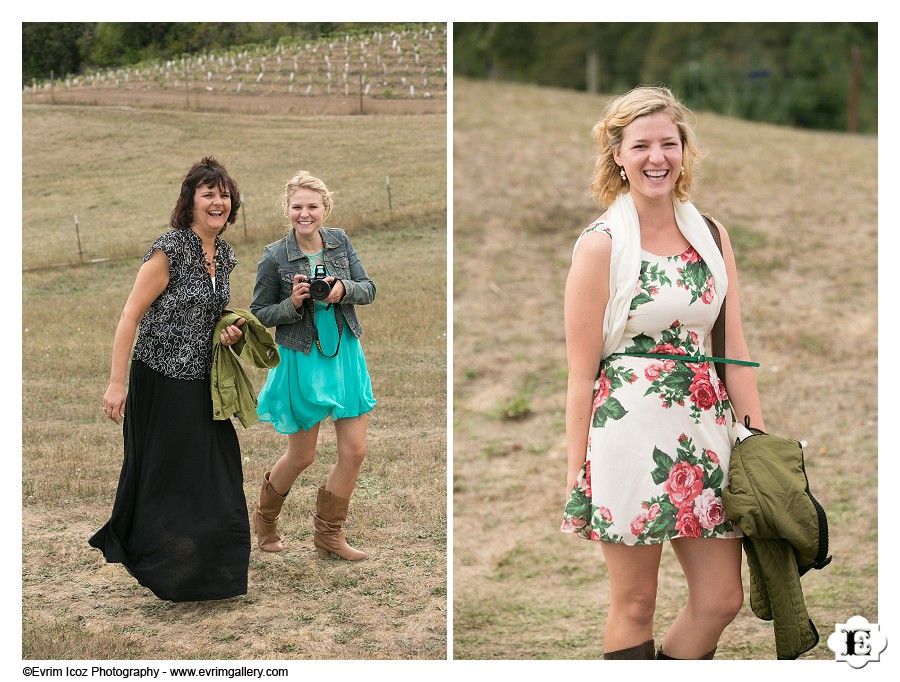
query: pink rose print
[
  {"left": 675, "top": 506, "right": 702, "bottom": 537},
  {"left": 561, "top": 517, "right": 586, "bottom": 532},
  {"left": 682, "top": 247, "right": 701, "bottom": 263},
  {"left": 663, "top": 359, "right": 676, "bottom": 372},
  {"left": 631, "top": 509, "right": 649, "bottom": 536},
  {"left": 628, "top": 373, "right": 638, "bottom": 383},
  {"left": 591, "top": 530, "right": 602, "bottom": 541},
  {"left": 716, "top": 377, "right": 729, "bottom": 401},
  {"left": 678, "top": 433, "right": 689, "bottom": 444},
  {"left": 689, "top": 331, "right": 699, "bottom": 346},
  {"left": 693, "top": 489, "right": 725, "bottom": 530},
  {"left": 592, "top": 372, "right": 612, "bottom": 412},
  {"left": 665, "top": 461, "right": 704, "bottom": 507},
  {"left": 704, "top": 449, "right": 720, "bottom": 464},
  {"left": 650, "top": 342, "right": 687, "bottom": 356},
  {"left": 645, "top": 364, "right": 663, "bottom": 381},
  {"left": 584, "top": 460, "right": 593, "bottom": 498},
  {"left": 647, "top": 503, "right": 660, "bottom": 520},
  {"left": 689, "top": 371, "right": 717, "bottom": 411},
  {"left": 599, "top": 506, "right": 613, "bottom": 522},
  {"left": 701, "top": 288, "right": 715, "bottom": 305}
]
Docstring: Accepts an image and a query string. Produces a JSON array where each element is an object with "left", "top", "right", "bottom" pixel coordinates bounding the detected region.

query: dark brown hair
[{"left": 169, "top": 156, "right": 242, "bottom": 233}]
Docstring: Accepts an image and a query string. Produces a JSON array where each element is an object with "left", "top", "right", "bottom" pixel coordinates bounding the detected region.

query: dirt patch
[{"left": 23, "top": 89, "right": 446, "bottom": 116}]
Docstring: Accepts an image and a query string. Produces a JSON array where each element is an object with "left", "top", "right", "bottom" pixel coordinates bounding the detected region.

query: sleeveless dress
[
  {"left": 89, "top": 230, "right": 250, "bottom": 601},
  {"left": 256, "top": 249, "right": 376, "bottom": 434},
  {"left": 561, "top": 222, "right": 743, "bottom": 545}
]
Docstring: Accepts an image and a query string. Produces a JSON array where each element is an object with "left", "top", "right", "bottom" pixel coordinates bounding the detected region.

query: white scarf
[{"left": 573, "top": 192, "right": 728, "bottom": 358}]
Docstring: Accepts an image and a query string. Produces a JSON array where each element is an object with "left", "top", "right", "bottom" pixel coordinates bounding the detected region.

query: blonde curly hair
[
  {"left": 280, "top": 170, "right": 334, "bottom": 226},
  {"left": 589, "top": 85, "right": 702, "bottom": 208}
]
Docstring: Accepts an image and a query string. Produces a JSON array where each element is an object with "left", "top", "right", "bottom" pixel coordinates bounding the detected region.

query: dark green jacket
[
  {"left": 722, "top": 425, "right": 831, "bottom": 659},
  {"left": 212, "top": 309, "right": 280, "bottom": 428}
]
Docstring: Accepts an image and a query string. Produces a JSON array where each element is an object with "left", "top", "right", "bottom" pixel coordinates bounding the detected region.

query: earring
[
  {"left": 620, "top": 167, "right": 627, "bottom": 182},
  {"left": 680, "top": 166, "right": 685, "bottom": 176}
]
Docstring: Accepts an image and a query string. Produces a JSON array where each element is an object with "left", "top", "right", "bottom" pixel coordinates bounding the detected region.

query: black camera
[{"left": 308, "top": 264, "right": 332, "bottom": 301}]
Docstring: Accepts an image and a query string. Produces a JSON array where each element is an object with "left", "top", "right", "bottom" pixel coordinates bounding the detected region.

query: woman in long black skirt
[{"left": 90, "top": 157, "right": 250, "bottom": 602}]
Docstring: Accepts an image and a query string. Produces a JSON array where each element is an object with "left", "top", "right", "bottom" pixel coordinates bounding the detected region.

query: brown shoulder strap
[{"left": 702, "top": 214, "right": 726, "bottom": 388}]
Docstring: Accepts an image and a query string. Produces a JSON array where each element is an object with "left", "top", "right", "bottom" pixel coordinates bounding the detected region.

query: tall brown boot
[
  {"left": 603, "top": 639, "right": 655, "bottom": 659},
  {"left": 253, "top": 472, "right": 288, "bottom": 552},
  {"left": 313, "top": 486, "right": 367, "bottom": 561},
  {"left": 657, "top": 646, "right": 716, "bottom": 659}
]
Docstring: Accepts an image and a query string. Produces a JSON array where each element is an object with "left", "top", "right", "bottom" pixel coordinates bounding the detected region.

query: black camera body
[{"left": 308, "top": 264, "right": 332, "bottom": 301}]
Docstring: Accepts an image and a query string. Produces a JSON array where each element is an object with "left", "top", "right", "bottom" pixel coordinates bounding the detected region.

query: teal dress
[{"left": 256, "top": 250, "right": 376, "bottom": 434}]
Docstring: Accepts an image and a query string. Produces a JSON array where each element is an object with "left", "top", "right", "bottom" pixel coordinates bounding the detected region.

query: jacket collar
[{"left": 286, "top": 227, "right": 339, "bottom": 261}]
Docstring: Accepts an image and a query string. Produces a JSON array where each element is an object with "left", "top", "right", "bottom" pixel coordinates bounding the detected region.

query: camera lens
[{"left": 309, "top": 279, "right": 332, "bottom": 300}]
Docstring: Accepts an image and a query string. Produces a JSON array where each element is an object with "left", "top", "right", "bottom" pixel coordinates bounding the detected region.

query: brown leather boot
[
  {"left": 603, "top": 639, "right": 655, "bottom": 659},
  {"left": 253, "top": 472, "right": 289, "bottom": 552},
  {"left": 313, "top": 486, "right": 367, "bottom": 561}
]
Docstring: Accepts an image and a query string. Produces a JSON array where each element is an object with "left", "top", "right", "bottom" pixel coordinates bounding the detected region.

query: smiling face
[
  {"left": 288, "top": 188, "right": 326, "bottom": 239},
  {"left": 613, "top": 111, "right": 684, "bottom": 206},
  {"left": 191, "top": 183, "right": 232, "bottom": 237}
]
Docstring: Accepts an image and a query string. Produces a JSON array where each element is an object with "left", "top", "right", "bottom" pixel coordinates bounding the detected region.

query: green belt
[{"left": 607, "top": 352, "right": 760, "bottom": 368}]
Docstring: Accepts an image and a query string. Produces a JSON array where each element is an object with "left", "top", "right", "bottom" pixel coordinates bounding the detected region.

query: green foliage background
[
  {"left": 22, "top": 22, "right": 424, "bottom": 84},
  {"left": 453, "top": 22, "right": 877, "bottom": 133}
]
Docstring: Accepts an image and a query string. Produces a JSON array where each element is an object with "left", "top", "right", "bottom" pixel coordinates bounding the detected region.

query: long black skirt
[{"left": 89, "top": 359, "right": 250, "bottom": 602}]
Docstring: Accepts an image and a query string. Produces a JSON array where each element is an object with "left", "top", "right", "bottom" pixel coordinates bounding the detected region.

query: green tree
[{"left": 22, "top": 22, "right": 94, "bottom": 83}]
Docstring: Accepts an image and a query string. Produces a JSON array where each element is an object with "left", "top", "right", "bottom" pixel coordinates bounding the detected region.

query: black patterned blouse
[{"left": 131, "top": 229, "right": 237, "bottom": 380}]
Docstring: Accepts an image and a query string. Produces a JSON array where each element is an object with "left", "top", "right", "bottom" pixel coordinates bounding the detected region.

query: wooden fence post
[
  {"left": 74, "top": 213, "right": 84, "bottom": 263},
  {"left": 386, "top": 176, "right": 393, "bottom": 220}
]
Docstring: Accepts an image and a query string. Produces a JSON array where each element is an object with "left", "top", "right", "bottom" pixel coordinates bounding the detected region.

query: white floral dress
[{"left": 561, "top": 221, "right": 743, "bottom": 545}]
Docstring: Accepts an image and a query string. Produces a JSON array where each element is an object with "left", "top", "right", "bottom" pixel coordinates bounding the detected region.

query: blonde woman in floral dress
[{"left": 561, "top": 86, "right": 765, "bottom": 659}]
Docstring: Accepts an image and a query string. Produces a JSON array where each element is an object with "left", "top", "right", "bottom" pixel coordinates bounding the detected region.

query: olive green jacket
[
  {"left": 722, "top": 425, "right": 832, "bottom": 659},
  {"left": 212, "top": 309, "right": 280, "bottom": 428}
]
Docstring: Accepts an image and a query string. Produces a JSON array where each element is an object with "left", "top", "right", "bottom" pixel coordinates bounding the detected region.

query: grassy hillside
[
  {"left": 452, "top": 77, "right": 877, "bottom": 660},
  {"left": 21, "top": 100, "right": 447, "bottom": 659},
  {"left": 22, "top": 105, "right": 445, "bottom": 269},
  {"left": 23, "top": 25, "right": 446, "bottom": 115}
]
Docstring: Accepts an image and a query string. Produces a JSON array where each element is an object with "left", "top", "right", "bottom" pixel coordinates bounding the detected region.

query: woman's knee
[
  {"left": 612, "top": 587, "right": 657, "bottom": 626},
  {"left": 721, "top": 584, "right": 744, "bottom": 620},
  {"left": 693, "top": 584, "right": 743, "bottom": 623},
  {"left": 284, "top": 445, "right": 316, "bottom": 471},
  {"left": 338, "top": 443, "right": 366, "bottom": 469}
]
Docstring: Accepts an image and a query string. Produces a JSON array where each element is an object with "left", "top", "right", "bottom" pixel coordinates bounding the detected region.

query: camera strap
[{"left": 312, "top": 303, "right": 343, "bottom": 358}]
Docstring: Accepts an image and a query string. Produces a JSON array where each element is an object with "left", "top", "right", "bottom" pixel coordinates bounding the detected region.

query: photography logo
[{"left": 827, "top": 616, "right": 887, "bottom": 668}]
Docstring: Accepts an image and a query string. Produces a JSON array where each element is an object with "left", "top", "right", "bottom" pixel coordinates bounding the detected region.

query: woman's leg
[
  {"left": 268, "top": 423, "right": 322, "bottom": 494},
  {"left": 313, "top": 415, "right": 368, "bottom": 560},
  {"left": 253, "top": 424, "right": 321, "bottom": 552},
  {"left": 600, "top": 541, "right": 663, "bottom": 654},
  {"left": 326, "top": 414, "right": 368, "bottom": 498},
  {"left": 659, "top": 537, "right": 744, "bottom": 659}
]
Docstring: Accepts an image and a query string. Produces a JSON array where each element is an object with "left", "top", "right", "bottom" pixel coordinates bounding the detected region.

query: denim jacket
[{"left": 250, "top": 227, "right": 376, "bottom": 354}]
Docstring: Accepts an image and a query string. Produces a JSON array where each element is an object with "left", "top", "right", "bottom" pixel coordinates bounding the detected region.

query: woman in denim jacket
[{"left": 250, "top": 170, "right": 376, "bottom": 560}]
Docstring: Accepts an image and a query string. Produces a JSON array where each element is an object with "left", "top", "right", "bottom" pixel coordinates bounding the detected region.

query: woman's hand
[
  {"left": 103, "top": 382, "right": 127, "bottom": 425},
  {"left": 220, "top": 318, "right": 245, "bottom": 347},
  {"left": 292, "top": 274, "right": 311, "bottom": 308},
  {"left": 323, "top": 277, "right": 345, "bottom": 304}
]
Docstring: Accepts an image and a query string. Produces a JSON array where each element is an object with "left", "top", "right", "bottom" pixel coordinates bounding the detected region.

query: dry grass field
[
  {"left": 22, "top": 94, "right": 446, "bottom": 659},
  {"left": 452, "top": 77, "right": 878, "bottom": 660}
]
